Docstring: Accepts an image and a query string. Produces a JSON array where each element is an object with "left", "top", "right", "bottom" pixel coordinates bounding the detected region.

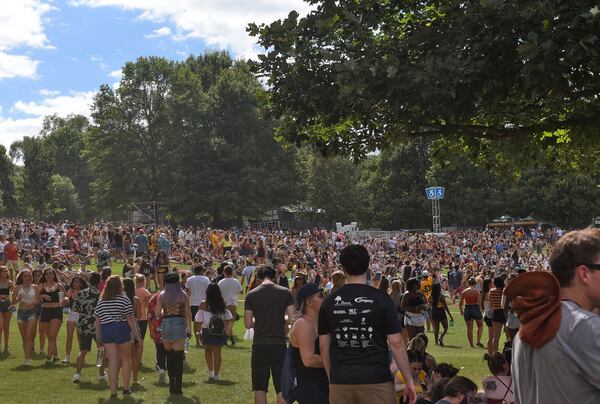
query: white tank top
[{"left": 19, "top": 285, "right": 36, "bottom": 304}]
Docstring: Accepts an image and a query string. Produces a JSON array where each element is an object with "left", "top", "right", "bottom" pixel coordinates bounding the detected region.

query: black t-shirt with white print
[{"left": 318, "top": 283, "right": 402, "bottom": 384}]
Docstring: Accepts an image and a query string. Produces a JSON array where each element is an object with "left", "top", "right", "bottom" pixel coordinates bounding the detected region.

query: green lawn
[{"left": 0, "top": 265, "right": 494, "bottom": 403}]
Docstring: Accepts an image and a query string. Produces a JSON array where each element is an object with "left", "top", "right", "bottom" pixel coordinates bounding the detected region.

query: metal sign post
[{"left": 425, "top": 187, "right": 445, "bottom": 233}]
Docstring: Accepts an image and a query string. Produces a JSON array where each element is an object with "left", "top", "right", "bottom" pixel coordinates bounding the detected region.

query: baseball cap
[
  {"left": 422, "top": 270, "right": 430, "bottom": 277},
  {"left": 296, "top": 283, "right": 322, "bottom": 304}
]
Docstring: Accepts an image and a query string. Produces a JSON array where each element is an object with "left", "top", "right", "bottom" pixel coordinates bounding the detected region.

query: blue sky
[{"left": 0, "top": 0, "right": 309, "bottom": 151}]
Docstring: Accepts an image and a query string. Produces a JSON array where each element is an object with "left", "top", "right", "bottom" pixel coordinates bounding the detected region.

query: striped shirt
[
  {"left": 95, "top": 294, "right": 134, "bottom": 324},
  {"left": 489, "top": 288, "right": 504, "bottom": 310}
]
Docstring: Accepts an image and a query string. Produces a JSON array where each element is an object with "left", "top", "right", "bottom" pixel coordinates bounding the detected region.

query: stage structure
[{"left": 425, "top": 187, "right": 445, "bottom": 233}]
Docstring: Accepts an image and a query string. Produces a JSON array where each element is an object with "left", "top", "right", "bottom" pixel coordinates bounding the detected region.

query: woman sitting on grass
[{"left": 483, "top": 352, "right": 515, "bottom": 404}]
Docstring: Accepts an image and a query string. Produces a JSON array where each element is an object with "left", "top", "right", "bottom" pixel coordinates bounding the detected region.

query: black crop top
[{"left": 41, "top": 287, "right": 59, "bottom": 303}]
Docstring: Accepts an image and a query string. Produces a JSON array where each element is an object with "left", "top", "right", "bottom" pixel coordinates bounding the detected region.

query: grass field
[{"left": 0, "top": 278, "right": 496, "bottom": 403}]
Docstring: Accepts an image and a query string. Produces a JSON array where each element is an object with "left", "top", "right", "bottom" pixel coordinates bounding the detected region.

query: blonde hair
[{"left": 134, "top": 274, "right": 146, "bottom": 286}]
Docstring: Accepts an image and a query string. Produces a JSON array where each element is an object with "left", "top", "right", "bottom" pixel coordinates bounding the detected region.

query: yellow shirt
[
  {"left": 420, "top": 278, "right": 433, "bottom": 301},
  {"left": 395, "top": 371, "right": 425, "bottom": 404}
]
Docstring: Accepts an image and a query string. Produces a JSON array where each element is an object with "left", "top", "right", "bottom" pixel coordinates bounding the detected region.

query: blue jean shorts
[
  {"left": 463, "top": 304, "right": 483, "bottom": 321},
  {"left": 17, "top": 307, "right": 39, "bottom": 322},
  {"left": 161, "top": 316, "right": 186, "bottom": 341},
  {"left": 100, "top": 321, "right": 131, "bottom": 344}
]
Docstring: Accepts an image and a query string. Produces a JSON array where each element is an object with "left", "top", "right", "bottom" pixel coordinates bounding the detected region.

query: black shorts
[
  {"left": 492, "top": 309, "right": 507, "bottom": 323},
  {"left": 79, "top": 334, "right": 96, "bottom": 352},
  {"left": 191, "top": 306, "right": 199, "bottom": 322},
  {"left": 138, "top": 320, "right": 148, "bottom": 339},
  {"left": 251, "top": 344, "right": 286, "bottom": 392},
  {"left": 431, "top": 307, "right": 447, "bottom": 321},
  {"left": 484, "top": 315, "right": 493, "bottom": 327},
  {"left": 40, "top": 306, "right": 63, "bottom": 323}
]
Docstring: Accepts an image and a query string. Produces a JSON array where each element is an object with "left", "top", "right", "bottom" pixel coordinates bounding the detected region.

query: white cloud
[
  {"left": 0, "top": 90, "right": 96, "bottom": 151},
  {"left": 70, "top": 0, "right": 312, "bottom": 58},
  {"left": 145, "top": 26, "right": 171, "bottom": 39},
  {"left": 0, "top": 116, "right": 44, "bottom": 150},
  {"left": 39, "top": 89, "right": 61, "bottom": 96},
  {"left": 13, "top": 91, "right": 95, "bottom": 117},
  {"left": 108, "top": 69, "right": 122, "bottom": 79},
  {"left": 0, "top": 53, "right": 39, "bottom": 79},
  {"left": 0, "top": 1, "right": 53, "bottom": 80}
]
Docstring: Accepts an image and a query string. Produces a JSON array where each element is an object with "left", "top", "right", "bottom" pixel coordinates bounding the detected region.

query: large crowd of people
[{"left": 0, "top": 217, "right": 596, "bottom": 403}]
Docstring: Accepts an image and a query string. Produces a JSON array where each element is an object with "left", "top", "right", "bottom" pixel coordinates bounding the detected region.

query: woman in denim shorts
[
  {"left": 155, "top": 271, "right": 191, "bottom": 394},
  {"left": 95, "top": 276, "right": 141, "bottom": 399},
  {"left": 14, "top": 269, "right": 39, "bottom": 366}
]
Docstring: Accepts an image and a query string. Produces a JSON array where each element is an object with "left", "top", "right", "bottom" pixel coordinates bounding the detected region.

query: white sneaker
[
  {"left": 157, "top": 369, "right": 165, "bottom": 384},
  {"left": 98, "top": 373, "right": 108, "bottom": 382},
  {"left": 208, "top": 370, "right": 215, "bottom": 381},
  {"left": 72, "top": 373, "right": 81, "bottom": 383},
  {"left": 24, "top": 359, "right": 32, "bottom": 367},
  {"left": 213, "top": 374, "right": 219, "bottom": 381},
  {"left": 63, "top": 355, "right": 70, "bottom": 364}
]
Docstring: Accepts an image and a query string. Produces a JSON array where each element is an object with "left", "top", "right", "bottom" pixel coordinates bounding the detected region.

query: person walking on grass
[
  {"left": 155, "top": 271, "right": 192, "bottom": 395},
  {"left": 289, "top": 283, "right": 329, "bottom": 404},
  {"left": 318, "top": 245, "right": 416, "bottom": 404},
  {"left": 197, "top": 283, "right": 233, "bottom": 381},
  {"left": 147, "top": 286, "right": 167, "bottom": 385},
  {"left": 95, "top": 276, "right": 140, "bottom": 398},
  {"left": 244, "top": 265, "right": 295, "bottom": 404},
  {"left": 64, "top": 276, "right": 86, "bottom": 363},
  {"left": 186, "top": 264, "right": 210, "bottom": 347},
  {"left": 429, "top": 283, "right": 453, "bottom": 346},
  {"left": 134, "top": 274, "right": 151, "bottom": 364},
  {"left": 218, "top": 265, "right": 242, "bottom": 345},
  {"left": 0, "top": 266, "right": 14, "bottom": 354},
  {"left": 13, "top": 269, "right": 39, "bottom": 366},
  {"left": 459, "top": 278, "right": 484, "bottom": 348},
  {"left": 38, "top": 268, "right": 66, "bottom": 362},
  {"left": 72, "top": 272, "right": 106, "bottom": 383}
]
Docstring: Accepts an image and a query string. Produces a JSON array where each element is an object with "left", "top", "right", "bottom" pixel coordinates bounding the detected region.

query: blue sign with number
[{"left": 425, "top": 186, "right": 445, "bottom": 200}]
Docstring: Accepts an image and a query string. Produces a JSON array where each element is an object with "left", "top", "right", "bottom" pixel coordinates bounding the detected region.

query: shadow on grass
[
  {"left": 97, "top": 395, "right": 144, "bottom": 404},
  {"left": 164, "top": 395, "right": 202, "bottom": 403},
  {"left": 78, "top": 381, "right": 111, "bottom": 391},
  {"left": 437, "top": 345, "right": 462, "bottom": 349},
  {"left": 139, "top": 364, "right": 155, "bottom": 373},
  {"left": 206, "top": 379, "right": 236, "bottom": 386},
  {"left": 11, "top": 364, "right": 36, "bottom": 371}
]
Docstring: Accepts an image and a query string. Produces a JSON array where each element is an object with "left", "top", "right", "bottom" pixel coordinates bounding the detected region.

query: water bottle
[
  {"left": 96, "top": 346, "right": 104, "bottom": 367},
  {"left": 58, "top": 291, "right": 64, "bottom": 303},
  {"left": 184, "top": 338, "right": 189, "bottom": 354}
]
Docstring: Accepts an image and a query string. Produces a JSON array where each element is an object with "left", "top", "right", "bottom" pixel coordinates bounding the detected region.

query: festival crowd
[{"left": 0, "top": 218, "right": 596, "bottom": 404}]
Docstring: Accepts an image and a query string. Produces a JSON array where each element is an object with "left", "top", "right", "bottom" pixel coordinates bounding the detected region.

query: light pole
[{"left": 425, "top": 187, "right": 445, "bottom": 233}]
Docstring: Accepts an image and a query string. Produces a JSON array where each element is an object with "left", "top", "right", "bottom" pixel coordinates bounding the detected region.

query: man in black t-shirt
[
  {"left": 318, "top": 245, "right": 416, "bottom": 404},
  {"left": 244, "top": 265, "right": 295, "bottom": 404}
]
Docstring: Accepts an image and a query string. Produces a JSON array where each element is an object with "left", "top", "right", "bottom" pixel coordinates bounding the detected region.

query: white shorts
[{"left": 67, "top": 311, "right": 80, "bottom": 323}]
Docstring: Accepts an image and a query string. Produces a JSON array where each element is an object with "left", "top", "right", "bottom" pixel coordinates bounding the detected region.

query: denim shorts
[
  {"left": 100, "top": 321, "right": 131, "bottom": 344},
  {"left": 17, "top": 307, "right": 39, "bottom": 323},
  {"left": 463, "top": 304, "right": 483, "bottom": 321},
  {"left": 161, "top": 316, "right": 187, "bottom": 341}
]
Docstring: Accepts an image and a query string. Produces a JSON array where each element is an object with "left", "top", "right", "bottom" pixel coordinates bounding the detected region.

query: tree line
[{"left": 1, "top": 52, "right": 599, "bottom": 229}]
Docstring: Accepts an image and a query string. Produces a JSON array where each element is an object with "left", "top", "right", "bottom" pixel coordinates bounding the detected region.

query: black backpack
[{"left": 208, "top": 313, "right": 226, "bottom": 336}]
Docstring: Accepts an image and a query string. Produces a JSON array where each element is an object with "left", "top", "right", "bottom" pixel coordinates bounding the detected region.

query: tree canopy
[{"left": 249, "top": 0, "right": 600, "bottom": 165}]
